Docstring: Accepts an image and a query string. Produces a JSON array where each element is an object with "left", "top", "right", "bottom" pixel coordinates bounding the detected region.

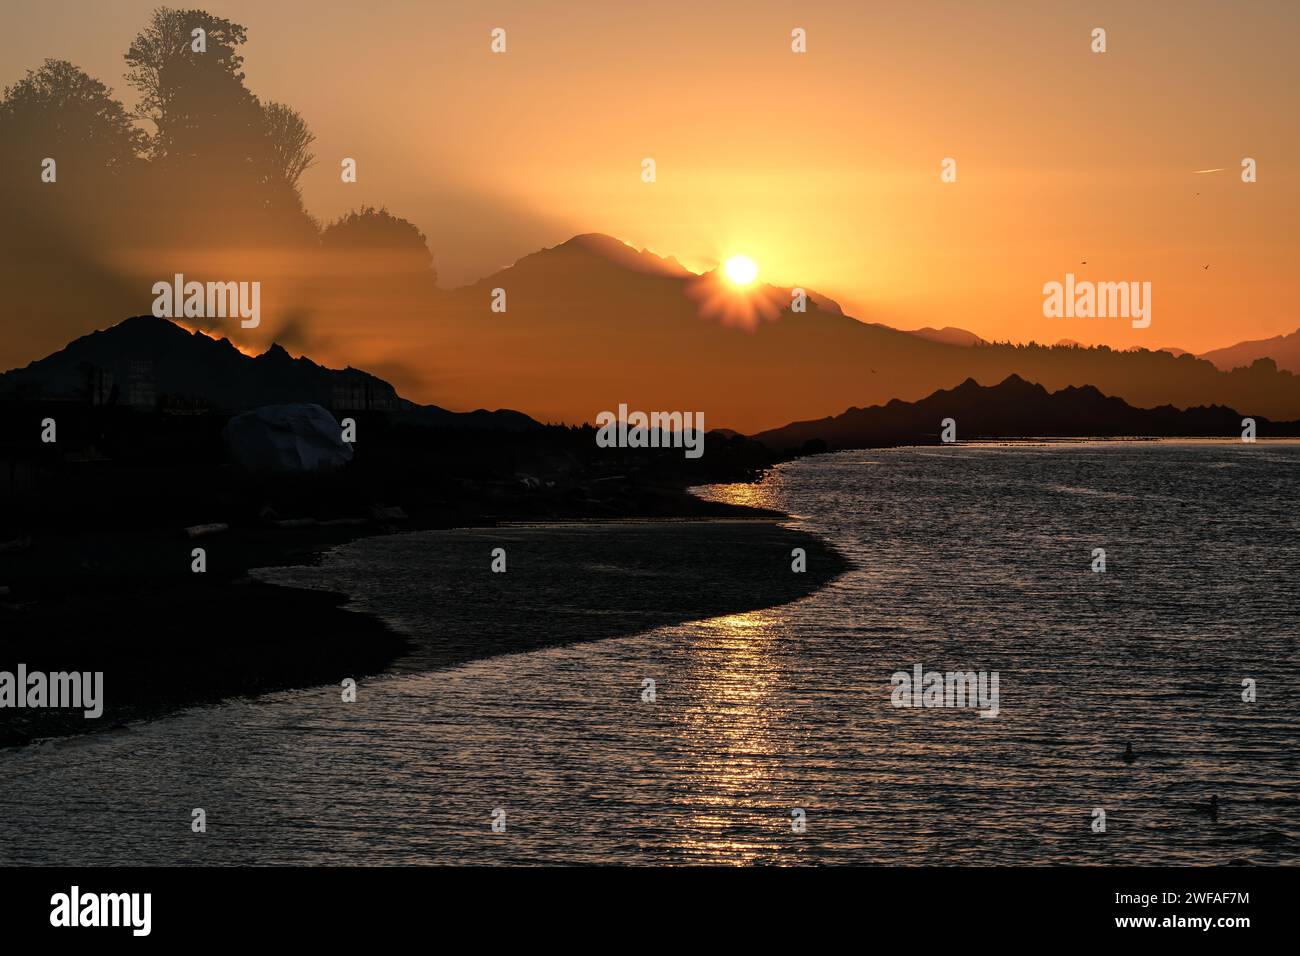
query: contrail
[{"left": 1193, "top": 168, "right": 1227, "bottom": 174}]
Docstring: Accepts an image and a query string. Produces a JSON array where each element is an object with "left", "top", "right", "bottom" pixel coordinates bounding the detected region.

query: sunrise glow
[{"left": 724, "top": 255, "right": 759, "bottom": 287}]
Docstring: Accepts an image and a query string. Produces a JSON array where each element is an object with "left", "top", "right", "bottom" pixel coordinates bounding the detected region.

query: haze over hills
[
  {"left": 894, "top": 326, "right": 989, "bottom": 347},
  {"left": 0, "top": 315, "right": 537, "bottom": 430},
  {"left": 5, "top": 311, "right": 1299, "bottom": 464},
  {"left": 418, "top": 233, "right": 1300, "bottom": 433},
  {"left": 982, "top": 330, "right": 1300, "bottom": 373},
  {"left": 5, "top": 234, "right": 1299, "bottom": 437},
  {"left": 753, "top": 375, "right": 1297, "bottom": 451},
  {"left": 1198, "top": 328, "right": 1300, "bottom": 374}
]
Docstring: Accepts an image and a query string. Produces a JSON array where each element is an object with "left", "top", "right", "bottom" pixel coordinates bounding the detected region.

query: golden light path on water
[
  {"left": 698, "top": 478, "right": 781, "bottom": 512},
  {"left": 1, "top": 443, "right": 1297, "bottom": 865},
  {"left": 675, "top": 608, "right": 787, "bottom": 864}
]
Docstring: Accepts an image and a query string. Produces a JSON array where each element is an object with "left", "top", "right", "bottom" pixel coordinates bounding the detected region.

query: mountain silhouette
[
  {"left": 752, "top": 374, "right": 1295, "bottom": 450},
  {"left": 1199, "top": 327, "right": 1300, "bottom": 374},
  {"left": 5, "top": 235, "right": 1299, "bottom": 437},
  {"left": 414, "top": 233, "right": 1300, "bottom": 433},
  {"left": 0, "top": 315, "right": 537, "bottom": 429},
  {"left": 893, "top": 325, "right": 989, "bottom": 347}
]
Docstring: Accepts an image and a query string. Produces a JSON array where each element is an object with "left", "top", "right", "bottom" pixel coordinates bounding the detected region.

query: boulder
[{"left": 222, "top": 403, "right": 353, "bottom": 473}]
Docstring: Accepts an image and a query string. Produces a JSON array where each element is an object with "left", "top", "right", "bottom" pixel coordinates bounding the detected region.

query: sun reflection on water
[
  {"left": 691, "top": 479, "right": 783, "bottom": 511},
  {"left": 673, "top": 606, "right": 793, "bottom": 863}
]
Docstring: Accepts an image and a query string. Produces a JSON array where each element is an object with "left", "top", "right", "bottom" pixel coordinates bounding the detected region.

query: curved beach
[{"left": 253, "top": 519, "right": 850, "bottom": 673}]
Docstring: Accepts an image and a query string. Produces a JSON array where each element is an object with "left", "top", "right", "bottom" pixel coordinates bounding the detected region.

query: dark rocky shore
[
  {"left": 258, "top": 519, "right": 849, "bottom": 675},
  {"left": 0, "top": 406, "right": 847, "bottom": 747}
]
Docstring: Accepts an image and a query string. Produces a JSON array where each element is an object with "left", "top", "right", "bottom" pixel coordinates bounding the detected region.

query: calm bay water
[{"left": 1, "top": 442, "right": 1297, "bottom": 864}]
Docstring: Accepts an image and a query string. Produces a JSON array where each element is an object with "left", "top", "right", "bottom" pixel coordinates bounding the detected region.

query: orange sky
[{"left": 4, "top": 0, "right": 1297, "bottom": 354}]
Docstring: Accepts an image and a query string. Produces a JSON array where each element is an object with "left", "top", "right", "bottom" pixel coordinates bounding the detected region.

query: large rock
[{"left": 222, "top": 403, "right": 353, "bottom": 473}]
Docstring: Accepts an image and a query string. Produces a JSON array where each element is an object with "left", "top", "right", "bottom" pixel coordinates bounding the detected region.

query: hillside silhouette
[
  {"left": 416, "top": 234, "right": 1300, "bottom": 432},
  {"left": 752, "top": 374, "right": 1298, "bottom": 451},
  {"left": 0, "top": 8, "right": 430, "bottom": 374},
  {"left": 0, "top": 315, "right": 535, "bottom": 429},
  {"left": 1199, "top": 327, "right": 1300, "bottom": 374}
]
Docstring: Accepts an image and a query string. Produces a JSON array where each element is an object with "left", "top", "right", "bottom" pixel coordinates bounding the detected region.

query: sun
[{"left": 723, "top": 255, "right": 759, "bottom": 287}]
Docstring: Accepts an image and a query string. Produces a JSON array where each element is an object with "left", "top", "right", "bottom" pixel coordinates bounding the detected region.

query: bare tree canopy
[{"left": 262, "top": 101, "right": 316, "bottom": 192}]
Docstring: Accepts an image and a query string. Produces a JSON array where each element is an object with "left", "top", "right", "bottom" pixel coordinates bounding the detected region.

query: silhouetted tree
[
  {"left": 0, "top": 60, "right": 147, "bottom": 366},
  {"left": 0, "top": 60, "right": 144, "bottom": 256},
  {"left": 122, "top": 7, "right": 325, "bottom": 245},
  {"left": 322, "top": 206, "right": 436, "bottom": 280},
  {"left": 262, "top": 101, "right": 316, "bottom": 192},
  {"left": 0, "top": 59, "right": 145, "bottom": 176},
  {"left": 124, "top": 7, "right": 251, "bottom": 161},
  {"left": 0, "top": 7, "right": 442, "bottom": 365}
]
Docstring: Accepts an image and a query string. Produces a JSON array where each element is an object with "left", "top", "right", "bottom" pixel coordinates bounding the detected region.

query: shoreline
[
  {"left": 892, "top": 436, "right": 1300, "bottom": 446},
  {"left": 1, "top": 486, "right": 848, "bottom": 748},
  {"left": 256, "top": 517, "right": 850, "bottom": 676}
]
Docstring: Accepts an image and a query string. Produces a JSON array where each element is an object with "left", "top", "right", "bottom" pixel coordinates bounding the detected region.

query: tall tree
[
  {"left": 0, "top": 59, "right": 144, "bottom": 177},
  {"left": 0, "top": 58, "right": 145, "bottom": 246},
  {"left": 123, "top": 7, "right": 318, "bottom": 245},
  {"left": 0, "top": 60, "right": 146, "bottom": 363},
  {"left": 124, "top": 7, "right": 251, "bottom": 160}
]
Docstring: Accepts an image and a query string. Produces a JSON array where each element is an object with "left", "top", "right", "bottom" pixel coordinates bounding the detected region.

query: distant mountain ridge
[
  {"left": 421, "top": 232, "right": 1300, "bottom": 432},
  {"left": 0, "top": 315, "right": 538, "bottom": 429},
  {"left": 894, "top": 325, "right": 989, "bottom": 347},
  {"left": 1199, "top": 328, "right": 1300, "bottom": 374},
  {"left": 7, "top": 235, "right": 1299, "bottom": 435},
  {"left": 752, "top": 374, "right": 1297, "bottom": 451}
]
